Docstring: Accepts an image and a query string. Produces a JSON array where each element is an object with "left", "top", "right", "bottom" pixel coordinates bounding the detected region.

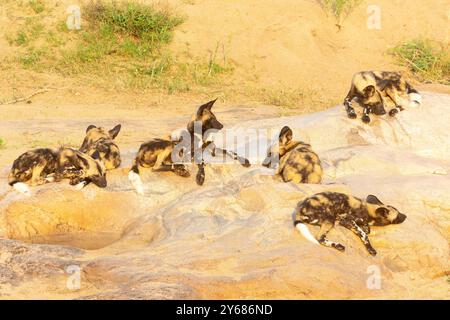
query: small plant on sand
[
  {"left": 28, "top": 0, "right": 45, "bottom": 14},
  {"left": 318, "top": 0, "right": 362, "bottom": 27},
  {"left": 0, "top": 138, "right": 5, "bottom": 149},
  {"left": 390, "top": 39, "right": 450, "bottom": 84}
]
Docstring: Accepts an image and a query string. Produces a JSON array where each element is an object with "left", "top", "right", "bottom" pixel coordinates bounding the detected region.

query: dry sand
[{"left": 0, "top": 92, "right": 449, "bottom": 299}]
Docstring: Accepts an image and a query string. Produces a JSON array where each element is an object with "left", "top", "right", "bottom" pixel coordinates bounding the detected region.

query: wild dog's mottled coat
[
  {"left": 56, "top": 148, "right": 107, "bottom": 188},
  {"left": 263, "top": 126, "right": 322, "bottom": 184},
  {"left": 8, "top": 148, "right": 59, "bottom": 187},
  {"left": 344, "top": 71, "right": 421, "bottom": 123},
  {"left": 129, "top": 99, "right": 250, "bottom": 194},
  {"left": 80, "top": 124, "right": 122, "bottom": 170},
  {"left": 293, "top": 192, "right": 407, "bottom": 256},
  {"left": 8, "top": 147, "right": 107, "bottom": 191}
]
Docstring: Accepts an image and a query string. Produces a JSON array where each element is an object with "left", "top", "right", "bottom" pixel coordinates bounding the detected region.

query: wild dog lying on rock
[
  {"left": 262, "top": 126, "right": 322, "bottom": 184},
  {"left": 343, "top": 71, "right": 422, "bottom": 123},
  {"left": 8, "top": 147, "right": 107, "bottom": 195},
  {"left": 80, "top": 124, "right": 122, "bottom": 170},
  {"left": 129, "top": 99, "right": 250, "bottom": 194},
  {"left": 293, "top": 192, "right": 407, "bottom": 256}
]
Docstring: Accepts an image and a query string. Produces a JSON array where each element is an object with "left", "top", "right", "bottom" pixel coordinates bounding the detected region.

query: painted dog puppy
[
  {"left": 128, "top": 99, "right": 250, "bottom": 194},
  {"left": 293, "top": 192, "right": 407, "bottom": 256},
  {"left": 262, "top": 126, "right": 322, "bottom": 184},
  {"left": 80, "top": 124, "right": 122, "bottom": 170},
  {"left": 8, "top": 147, "right": 107, "bottom": 195},
  {"left": 128, "top": 136, "right": 191, "bottom": 195},
  {"left": 343, "top": 71, "right": 422, "bottom": 123},
  {"left": 185, "top": 98, "right": 250, "bottom": 186}
]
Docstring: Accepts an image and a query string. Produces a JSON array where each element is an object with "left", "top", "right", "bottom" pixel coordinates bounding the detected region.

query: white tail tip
[
  {"left": 12, "top": 182, "right": 31, "bottom": 196},
  {"left": 128, "top": 171, "right": 144, "bottom": 195},
  {"left": 296, "top": 223, "right": 319, "bottom": 245},
  {"left": 409, "top": 93, "right": 422, "bottom": 105},
  {"left": 74, "top": 181, "right": 87, "bottom": 190}
]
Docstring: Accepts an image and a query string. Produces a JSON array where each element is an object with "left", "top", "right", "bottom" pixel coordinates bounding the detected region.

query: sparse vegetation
[
  {"left": 0, "top": 138, "right": 4, "bottom": 149},
  {"left": 318, "top": 0, "right": 362, "bottom": 26},
  {"left": 3, "top": 0, "right": 233, "bottom": 93},
  {"left": 28, "top": 0, "right": 45, "bottom": 14},
  {"left": 391, "top": 39, "right": 450, "bottom": 84}
]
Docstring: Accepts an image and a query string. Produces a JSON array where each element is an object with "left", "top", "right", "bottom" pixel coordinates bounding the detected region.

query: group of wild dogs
[{"left": 7, "top": 71, "right": 420, "bottom": 256}]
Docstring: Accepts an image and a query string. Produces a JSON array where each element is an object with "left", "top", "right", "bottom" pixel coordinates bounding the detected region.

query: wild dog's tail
[
  {"left": 406, "top": 82, "right": 422, "bottom": 105},
  {"left": 11, "top": 182, "right": 31, "bottom": 196},
  {"left": 129, "top": 157, "right": 144, "bottom": 195},
  {"left": 294, "top": 221, "right": 319, "bottom": 245}
]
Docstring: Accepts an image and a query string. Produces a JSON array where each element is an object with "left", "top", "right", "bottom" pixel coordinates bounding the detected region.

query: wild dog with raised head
[
  {"left": 186, "top": 98, "right": 250, "bottom": 186},
  {"left": 8, "top": 147, "right": 107, "bottom": 195},
  {"left": 343, "top": 71, "right": 422, "bottom": 123},
  {"left": 80, "top": 124, "right": 122, "bottom": 170},
  {"left": 293, "top": 192, "right": 407, "bottom": 256},
  {"left": 129, "top": 99, "right": 250, "bottom": 194},
  {"left": 262, "top": 126, "right": 322, "bottom": 184}
]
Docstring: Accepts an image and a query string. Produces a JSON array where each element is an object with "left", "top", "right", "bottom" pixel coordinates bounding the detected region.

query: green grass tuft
[
  {"left": 28, "top": 0, "right": 45, "bottom": 14},
  {"left": 390, "top": 39, "right": 450, "bottom": 84},
  {"left": 319, "top": 0, "right": 362, "bottom": 25},
  {"left": 0, "top": 138, "right": 4, "bottom": 149}
]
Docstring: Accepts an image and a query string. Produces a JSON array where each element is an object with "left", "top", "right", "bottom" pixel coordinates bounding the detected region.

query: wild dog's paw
[
  {"left": 333, "top": 243, "right": 345, "bottom": 252},
  {"left": 389, "top": 108, "right": 399, "bottom": 117},
  {"left": 347, "top": 110, "right": 357, "bottom": 119},
  {"left": 239, "top": 157, "right": 251, "bottom": 168},
  {"left": 196, "top": 170, "right": 205, "bottom": 186},
  {"left": 173, "top": 164, "right": 190, "bottom": 177},
  {"left": 12, "top": 182, "right": 31, "bottom": 196},
  {"left": 361, "top": 115, "right": 371, "bottom": 124},
  {"left": 128, "top": 171, "right": 144, "bottom": 195},
  {"left": 367, "top": 247, "right": 377, "bottom": 256}
]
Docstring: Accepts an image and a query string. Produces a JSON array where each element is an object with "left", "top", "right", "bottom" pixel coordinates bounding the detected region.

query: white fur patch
[
  {"left": 12, "top": 183, "right": 31, "bottom": 196},
  {"left": 74, "top": 181, "right": 87, "bottom": 190},
  {"left": 409, "top": 93, "right": 422, "bottom": 105},
  {"left": 128, "top": 171, "right": 144, "bottom": 195},
  {"left": 296, "top": 223, "right": 319, "bottom": 245}
]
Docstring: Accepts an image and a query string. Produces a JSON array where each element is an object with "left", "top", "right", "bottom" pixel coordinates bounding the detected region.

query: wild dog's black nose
[{"left": 393, "top": 213, "right": 407, "bottom": 224}]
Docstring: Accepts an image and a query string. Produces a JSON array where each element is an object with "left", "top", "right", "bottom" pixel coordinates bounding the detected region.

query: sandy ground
[{"left": 0, "top": 92, "right": 449, "bottom": 299}]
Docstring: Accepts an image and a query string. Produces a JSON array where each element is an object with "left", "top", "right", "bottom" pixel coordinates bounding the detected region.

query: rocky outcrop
[{"left": 0, "top": 93, "right": 448, "bottom": 299}]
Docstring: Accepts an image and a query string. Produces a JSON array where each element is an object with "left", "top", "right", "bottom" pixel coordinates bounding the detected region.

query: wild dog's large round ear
[
  {"left": 196, "top": 98, "right": 218, "bottom": 116},
  {"left": 279, "top": 126, "right": 293, "bottom": 145},
  {"left": 91, "top": 150, "right": 100, "bottom": 160},
  {"left": 363, "top": 85, "right": 376, "bottom": 98},
  {"left": 366, "top": 194, "right": 383, "bottom": 205},
  {"left": 109, "top": 124, "right": 122, "bottom": 139},
  {"left": 375, "top": 207, "right": 389, "bottom": 217},
  {"left": 86, "top": 125, "right": 97, "bottom": 133}
]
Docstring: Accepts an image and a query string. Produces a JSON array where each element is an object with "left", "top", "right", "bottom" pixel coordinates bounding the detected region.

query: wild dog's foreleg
[
  {"left": 342, "top": 220, "right": 377, "bottom": 256},
  {"left": 343, "top": 86, "right": 357, "bottom": 119},
  {"left": 317, "top": 221, "right": 345, "bottom": 251},
  {"left": 213, "top": 147, "right": 250, "bottom": 167},
  {"left": 196, "top": 161, "right": 206, "bottom": 186},
  {"left": 385, "top": 91, "right": 403, "bottom": 117},
  {"left": 361, "top": 106, "right": 371, "bottom": 124},
  {"left": 29, "top": 165, "right": 46, "bottom": 186}
]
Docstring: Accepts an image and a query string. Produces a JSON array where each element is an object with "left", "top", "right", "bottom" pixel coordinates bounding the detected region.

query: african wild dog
[
  {"left": 8, "top": 147, "right": 107, "bottom": 195},
  {"left": 262, "top": 126, "right": 322, "bottom": 184},
  {"left": 293, "top": 192, "right": 407, "bottom": 256},
  {"left": 343, "top": 71, "right": 422, "bottom": 123},
  {"left": 80, "top": 124, "right": 122, "bottom": 170},
  {"left": 128, "top": 99, "right": 250, "bottom": 194}
]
